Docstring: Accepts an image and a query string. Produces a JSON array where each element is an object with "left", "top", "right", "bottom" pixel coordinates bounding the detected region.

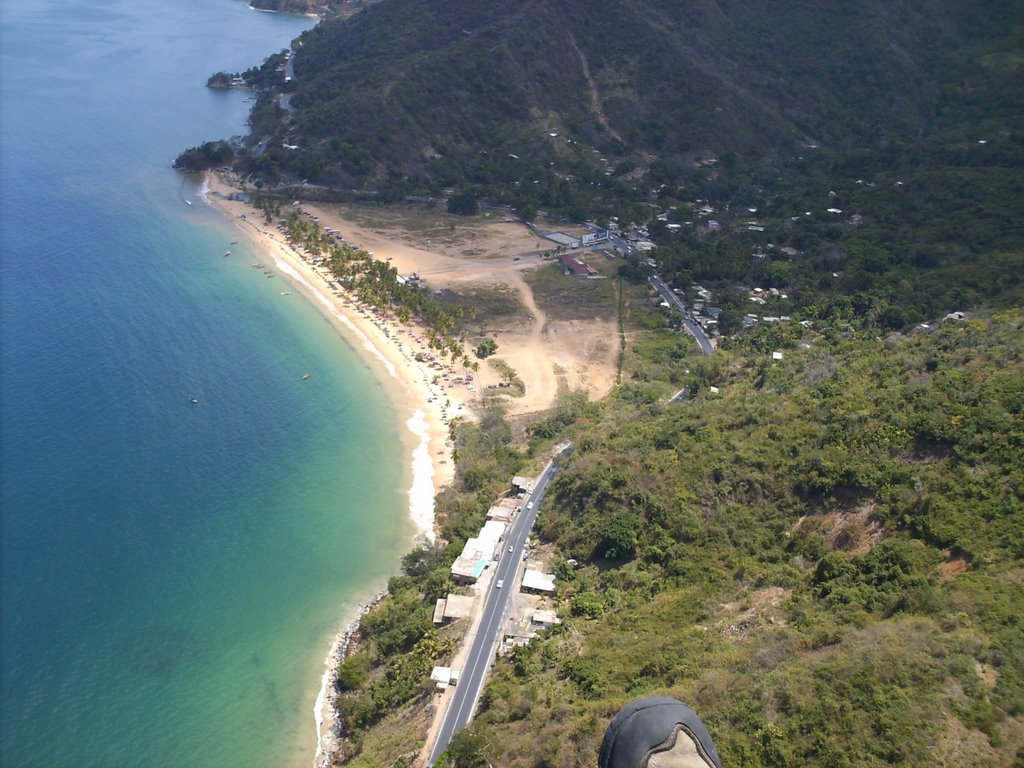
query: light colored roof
[
  {"left": 487, "top": 506, "right": 512, "bottom": 521},
  {"left": 450, "top": 554, "right": 489, "bottom": 580},
  {"left": 521, "top": 570, "right": 556, "bottom": 592},
  {"left": 532, "top": 609, "right": 561, "bottom": 625},
  {"left": 480, "top": 520, "right": 506, "bottom": 547},
  {"left": 512, "top": 475, "right": 535, "bottom": 490},
  {"left": 431, "top": 666, "right": 456, "bottom": 689},
  {"left": 430, "top": 666, "right": 451, "bottom": 682},
  {"left": 442, "top": 594, "right": 475, "bottom": 620},
  {"left": 543, "top": 231, "right": 580, "bottom": 247}
]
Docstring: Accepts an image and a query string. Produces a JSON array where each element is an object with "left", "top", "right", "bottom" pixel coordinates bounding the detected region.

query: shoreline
[
  {"left": 201, "top": 171, "right": 460, "bottom": 513},
  {"left": 201, "top": 171, "right": 464, "bottom": 766},
  {"left": 311, "top": 590, "right": 387, "bottom": 768}
]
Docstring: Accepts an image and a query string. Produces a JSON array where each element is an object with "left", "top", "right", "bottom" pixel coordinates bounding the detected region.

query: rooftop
[{"left": 521, "top": 570, "right": 557, "bottom": 593}]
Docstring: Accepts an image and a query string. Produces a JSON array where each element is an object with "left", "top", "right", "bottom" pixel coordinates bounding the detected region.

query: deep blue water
[{"left": 0, "top": 3, "right": 414, "bottom": 766}]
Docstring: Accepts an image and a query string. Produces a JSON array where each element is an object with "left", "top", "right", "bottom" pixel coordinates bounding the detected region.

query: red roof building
[{"left": 559, "top": 254, "right": 597, "bottom": 276}]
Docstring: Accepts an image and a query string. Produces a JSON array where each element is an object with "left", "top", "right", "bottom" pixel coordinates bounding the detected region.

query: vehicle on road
[
  {"left": 508, "top": 545, "right": 513, "bottom": 553},
  {"left": 527, "top": 501, "right": 534, "bottom": 510},
  {"left": 496, "top": 579, "right": 504, "bottom": 589}
]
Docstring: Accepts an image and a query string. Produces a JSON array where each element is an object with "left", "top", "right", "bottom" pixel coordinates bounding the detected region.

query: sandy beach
[
  {"left": 203, "top": 171, "right": 473, "bottom": 765},
  {"left": 295, "top": 200, "right": 620, "bottom": 418},
  {"left": 202, "top": 171, "right": 618, "bottom": 766},
  {"left": 204, "top": 173, "right": 461, "bottom": 508}
]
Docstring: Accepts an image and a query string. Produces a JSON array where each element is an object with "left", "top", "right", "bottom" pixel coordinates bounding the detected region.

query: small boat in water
[
  {"left": 302, "top": 373, "right": 311, "bottom": 380},
  {"left": 224, "top": 250, "right": 231, "bottom": 256}
]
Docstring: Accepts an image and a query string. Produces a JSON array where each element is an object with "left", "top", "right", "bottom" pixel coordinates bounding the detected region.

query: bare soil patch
[
  {"left": 937, "top": 550, "right": 970, "bottom": 582},
  {"left": 300, "top": 202, "right": 621, "bottom": 416},
  {"left": 718, "top": 587, "right": 793, "bottom": 640}
]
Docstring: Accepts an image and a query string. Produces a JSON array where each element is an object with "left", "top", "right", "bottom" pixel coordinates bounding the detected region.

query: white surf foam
[
  {"left": 198, "top": 175, "right": 211, "bottom": 205},
  {"left": 405, "top": 410, "right": 436, "bottom": 542}
]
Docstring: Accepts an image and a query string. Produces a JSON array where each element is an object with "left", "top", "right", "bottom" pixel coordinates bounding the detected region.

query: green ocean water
[{"left": 0, "top": 3, "right": 417, "bottom": 766}]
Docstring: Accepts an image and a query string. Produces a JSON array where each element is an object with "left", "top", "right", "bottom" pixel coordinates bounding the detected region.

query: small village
[{"left": 429, "top": 472, "right": 559, "bottom": 691}]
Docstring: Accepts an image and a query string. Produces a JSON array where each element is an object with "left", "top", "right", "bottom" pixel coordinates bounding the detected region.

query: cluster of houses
[
  {"left": 748, "top": 286, "right": 789, "bottom": 304},
  {"left": 687, "top": 284, "right": 721, "bottom": 332},
  {"left": 429, "top": 474, "right": 560, "bottom": 688}
]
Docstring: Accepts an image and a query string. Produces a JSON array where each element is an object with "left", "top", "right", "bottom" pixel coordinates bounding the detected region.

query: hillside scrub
[
  {"left": 443, "top": 310, "right": 1024, "bottom": 767},
  {"left": 331, "top": 310, "right": 1022, "bottom": 767}
]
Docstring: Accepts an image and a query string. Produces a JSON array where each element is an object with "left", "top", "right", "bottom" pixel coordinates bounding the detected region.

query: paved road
[
  {"left": 280, "top": 52, "right": 297, "bottom": 115},
  {"left": 428, "top": 445, "right": 570, "bottom": 765},
  {"left": 649, "top": 274, "right": 714, "bottom": 356}
]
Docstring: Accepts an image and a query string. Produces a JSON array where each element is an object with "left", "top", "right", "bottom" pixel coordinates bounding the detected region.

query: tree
[
  {"left": 474, "top": 338, "right": 498, "bottom": 358},
  {"left": 206, "top": 71, "right": 236, "bottom": 89},
  {"left": 441, "top": 730, "right": 491, "bottom": 768},
  {"left": 173, "top": 140, "right": 234, "bottom": 171},
  {"left": 336, "top": 652, "right": 370, "bottom": 691},
  {"left": 596, "top": 512, "right": 639, "bottom": 561},
  {"left": 447, "top": 189, "right": 478, "bottom": 216}
]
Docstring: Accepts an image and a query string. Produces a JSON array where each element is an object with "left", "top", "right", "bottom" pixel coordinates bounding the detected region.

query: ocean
[{"left": 0, "top": 2, "right": 417, "bottom": 766}]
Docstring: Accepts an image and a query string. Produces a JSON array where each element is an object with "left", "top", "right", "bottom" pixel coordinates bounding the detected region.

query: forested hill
[{"left": 249, "top": 0, "right": 1021, "bottom": 189}]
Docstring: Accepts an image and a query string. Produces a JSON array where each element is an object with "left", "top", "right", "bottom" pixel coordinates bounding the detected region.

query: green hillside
[
  {"left": 230, "top": 0, "right": 1023, "bottom": 322},
  {"left": 328, "top": 299, "right": 1024, "bottom": 767},
  {"left": 209, "top": 4, "right": 1024, "bottom": 764},
  {"left": 245, "top": 0, "right": 1021, "bottom": 190},
  {"left": 511, "top": 311, "right": 1024, "bottom": 767}
]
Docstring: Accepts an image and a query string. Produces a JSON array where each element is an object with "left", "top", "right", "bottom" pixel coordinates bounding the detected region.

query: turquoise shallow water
[{"left": 0, "top": 3, "right": 414, "bottom": 767}]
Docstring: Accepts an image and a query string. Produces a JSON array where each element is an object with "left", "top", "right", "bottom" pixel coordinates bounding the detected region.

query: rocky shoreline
[{"left": 314, "top": 590, "right": 388, "bottom": 768}]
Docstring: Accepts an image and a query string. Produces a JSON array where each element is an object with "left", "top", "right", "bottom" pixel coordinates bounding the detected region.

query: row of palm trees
[{"left": 282, "top": 212, "right": 479, "bottom": 371}]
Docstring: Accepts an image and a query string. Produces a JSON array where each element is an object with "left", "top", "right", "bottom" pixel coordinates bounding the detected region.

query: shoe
[{"left": 599, "top": 696, "right": 722, "bottom": 768}]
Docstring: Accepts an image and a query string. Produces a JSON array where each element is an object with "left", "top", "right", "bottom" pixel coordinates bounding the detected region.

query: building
[
  {"left": 511, "top": 475, "right": 535, "bottom": 495},
  {"left": 450, "top": 519, "right": 507, "bottom": 584},
  {"left": 521, "top": 569, "right": 557, "bottom": 594},
  {"left": 430, "top": 666, "right": 459, "bottom": 690},
  {"left": 432, "top": 594, "right": 476, "bottom": 626},
  {"left": 486, "top": 505, "right": 513, "bottom": 522},
  {"left": 559, "top": 253, "right": 598, "bottom": 277},
  {"left": 531, "top": 609, "right": 561, "bottom": 628},
  {"left": 542, "top": 231, "right": 581, "bottom": 248},
  {"left": 487, "top": 497, "right": 519, "bottom": 522},
  {"left": 450, "top": 552, "right": 489, "bottom": 585},
  {"left": 480, "top": 520, "right": 507, "bottom": 547}
]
